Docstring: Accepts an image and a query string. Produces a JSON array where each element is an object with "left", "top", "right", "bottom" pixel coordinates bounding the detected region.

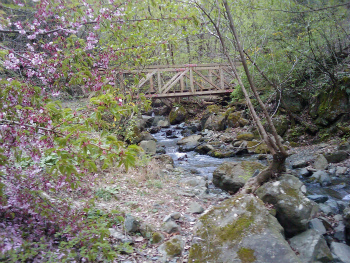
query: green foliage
[{"left": 95, "top": 186, "right": 119, "bottom": 201}]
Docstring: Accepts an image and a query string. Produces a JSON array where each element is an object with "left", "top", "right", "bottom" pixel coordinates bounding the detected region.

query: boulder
[
  {"left": 124, "top": 214, "right": 140, "bottom": 233},
  {"left": 330, "top": 242, "right": 350, "bottom": 263},
  {"left": 158, "top": 235, "right": 184, "bottom": 259},
  {"left": 162, "top": 221, "right": 180, "bottom": 234},
  {"left": 256, "top": 173, "right": 319, "bottom": 237},
  {"left": 226, "top": 110, "right": 249, "bottom": 128},
  {"left": 213, "top": 161, "right": 265, "bottom": 193},
  {"left": 187, "top": 202, "right": 205, "bottom": 214},
  {"left": 325, "top": 151, "right": 348, "bottom": 163},
  {"left": 208, "top": 149, "right": 244, "bottom": 158},
  {"left": 313, "top": 89, "right": 349, "bottom": 124},
  {"left": 177, "top": 134, "right": 202, "bottom": 152},
  {"left": 310, "top": 170, "right": 332, "bottom": 186},
  {"left": 236, "top": 132, "right": 255, "bottom": 141},
  {"left": 203, "top": 113, "right": 226, "bottom": 131},
  {"left": 157, "top": 119, "right": 170, "bottom": 128},
  {"left": 152, "top": 154, "right": 174, "bottom": 167},
  {"left": 265, "top": 115, "right": 290, "bottom": 137},
  {"left": 307, "top": 195, "right": 329, "bottom": 203},
  {"left": 188, "top": 194, "right": 302, "bottom": 263},
  {"left": 195, "top": 144, "right": 214, "bottom": 154},
  {"left": 309, "top": 218, "right": 327, "bottom": 235},
  {"left": 139, "top": 140, "right": 156, "bottom": 155},
  {"left": 289, "top": 229, "right": 333, "bottom": 263},
  {"left": 313, "top": 154, "right": 328, "bottom": 170},
  {"left": 169, "top": 106, "right": 188, "bottom": 125}
]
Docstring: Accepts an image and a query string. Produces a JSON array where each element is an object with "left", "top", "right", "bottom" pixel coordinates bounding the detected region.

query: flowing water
[
  {"left": 153, "top": 124, "right": 350, "bottom": 203},
  {"left": 153, "top": 125, "right": 263, "bottom": 181}
]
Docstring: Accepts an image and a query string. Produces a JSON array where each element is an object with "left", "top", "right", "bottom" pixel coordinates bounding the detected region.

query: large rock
[
  {"left": 324, "top": 150, "right": 348, "bottom": 163},
  {"left": 213, "top": 161, "right": 265, "bottom": 193},
  {"left": 169, "top": 106, "right": 188, "bottom": 125},
  {"left": 312, "top": 89, "right": 349, "bottom": 125},
  {"left": 226, "top": 110, "right": 248, "bottom": 128},
  {"left": 313, "top": 154, "right": 328, "bottom": 170},
  {"left": 177, "top": 134, "right": 202, "bottom": 152},
  {"left": 203, "top": 113, "right": 226, "bottom": 131},
  {"left": 158, "top": 235, "right": 184, "bottom": 260},
  {"left": 153, "top": 154, "right": 174, "bottom": 167},
  {"left": 309, "top": 170, "right": 331, "bottom": 186},
  {"left": 188, "top": 194, "right": 302, "bottom": 263},
  {"left": 139, "top": 140, "right": 156, "bottom": 155},
  {"left": 289, "top": 229, "right": 333, "bottom": 263},
  {"left": 256, "top": 173, "right": 319, "bottom": 237},
  {"left": 266, "top": 115, "right": 290, "bottom": 137},
  {"left": 330, "top": 242, "right": 350, "bottom": 263}
]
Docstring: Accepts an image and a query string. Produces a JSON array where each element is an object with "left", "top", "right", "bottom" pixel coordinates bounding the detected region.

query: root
[{"left": 241, "top": 152, "right": 287, "bottom": 194}]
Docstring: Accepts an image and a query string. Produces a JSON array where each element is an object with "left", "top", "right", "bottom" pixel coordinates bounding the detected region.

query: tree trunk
[{"left": 196, "top": 0, "right": 288, "bottom": 193}]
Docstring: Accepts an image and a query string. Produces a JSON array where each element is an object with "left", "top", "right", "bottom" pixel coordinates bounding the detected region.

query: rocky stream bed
[{"left": 112, "top": 113, "right": 350, "bottom": 263}]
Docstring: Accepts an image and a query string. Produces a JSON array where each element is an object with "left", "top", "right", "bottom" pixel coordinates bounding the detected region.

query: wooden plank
[
  {"left": 220, "top": 68, "right": 224, "bottom": 90},
  {"left": 193, "top": 69, "right": 221, "bottom": 90},
  {"left": 189, "top": 68, "right": 194, "bottom": 92},
  {"left": 162, "top": 69, "right": 189, "bottom": 94},
  {"left": 184, "top": 74, "right": 205, "bottom": 91},
  {"left": 212, "top": 70, "right": 231, "bottom": 87},
  {"left": 150, "top": 75, "right": 154, "bottom": 92},
  {"left": 137, "top": 69, "right": 158, "bottom": 89},
  {"left": 180, "top": 76, "right": 184, "bottom": 92},
  {"left": 160, "top": 71, "right": 183, "bottom": 93},
  {"left": 146, "top": 89, "right": 234, "bottom": 98},
  {"left": 157, "top": 70, "right": 161, "bottom": 93}
]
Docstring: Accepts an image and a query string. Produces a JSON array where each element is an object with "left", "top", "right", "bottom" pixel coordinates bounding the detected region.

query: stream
[{"left": 152, "top": 123, "right": 350, "bottom": 206}]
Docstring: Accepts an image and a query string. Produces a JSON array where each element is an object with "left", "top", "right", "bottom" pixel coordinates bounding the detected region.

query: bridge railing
[{"left": 117, "top": 63, "right": 237, "bottom": 98}]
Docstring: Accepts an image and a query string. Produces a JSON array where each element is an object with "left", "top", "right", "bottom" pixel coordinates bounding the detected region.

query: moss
[
  {"left": 237, "top": 133, "right": 254, "bottom": 141},
  {"left": 237, "top": 247, "right": 256, "bottom": 263},
  {"left": 164, "top": 238, "right": 182, "bottom": 257},
  {"left": 240, "top": 161, "right": 265, "bottom": 180},
  {"left": 254, "top": 143, "right": 270, "bottom": 154},
  {"left": 189, "top": 196, "right": 267, "bottom": 262},
  {"left": 208, "top": 149, "right": 236, "bottom": 158},
  {"left": 169, "top": 105, "right": 187, "bottom": 125},
  {"left": 281, "top": 184, "right": 300, "bottom": 200},
  {"left": 317, "top": 89, "right": 348, "bottom": 122},
  {"left": 218, "top": 215, "right": 253, "bottom": 242},
  {"left": 207, "top": 105, "right": 221, "bottom": 114},
  {"left": 151, "top": 232, "right": 163, "bottom": 244}
]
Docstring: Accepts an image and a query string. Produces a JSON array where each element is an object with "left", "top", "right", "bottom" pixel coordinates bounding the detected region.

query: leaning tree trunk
[
  {"left": 222, "top": 0, "right": 288, "bottom": 193},
  {"left": 196, "top": 0, "right": 288, "bottom": 193}
]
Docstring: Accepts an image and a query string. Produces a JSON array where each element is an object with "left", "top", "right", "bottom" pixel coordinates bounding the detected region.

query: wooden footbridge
[{"left": 118, "top": 63, "right": 237, "bottom": 98}]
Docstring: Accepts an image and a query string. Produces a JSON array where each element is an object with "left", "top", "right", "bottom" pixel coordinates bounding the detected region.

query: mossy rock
[
  {"left": 159, "top": 235, "right": 184, "bottom": 258},
  {"left": 256, "top": 173, "right": 319, "bottom": 237},
  {"left": 265, "top": 115, "right": 289, "bottom": 137},
  {"left": 208, "top": 149, "right": 237, "bottom": 158},
  {"left": 236, "top": 133, "right": 254, "bottom": 141},
  {"left": 188, "top": 194, "right": 301, "bottom": 263},
  {"left": 151, "top": 232, "right": 164, "bottom": 244},
  {"left": 237, "top": 247, "right": 256, "bottom": 263},
  {"left": 254, "top": 143, "right": 270, "bottom": 154},
  {"left": 282, "top": 90, "right": 304, "bottom": 113},
  {"left": 312, "top": 88, "right": 349, "bottom": 124},
  {"left": 212, "top": 161, "right": 265, "bottom": 193},
  {"left": 203, "top": 113, "right": 227, "bottom": 131},
  {"left": 225, "top": 106, "right": 237, "bottom": 116},
  {"left": 226, "top": 111, "right": 248, "bottom": 128},
  {"left": 169, "top": 105, "right": 188, "bottom": 125},
  {"left": 207, "top": 105, "right": 221, "bottom": 114}
]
